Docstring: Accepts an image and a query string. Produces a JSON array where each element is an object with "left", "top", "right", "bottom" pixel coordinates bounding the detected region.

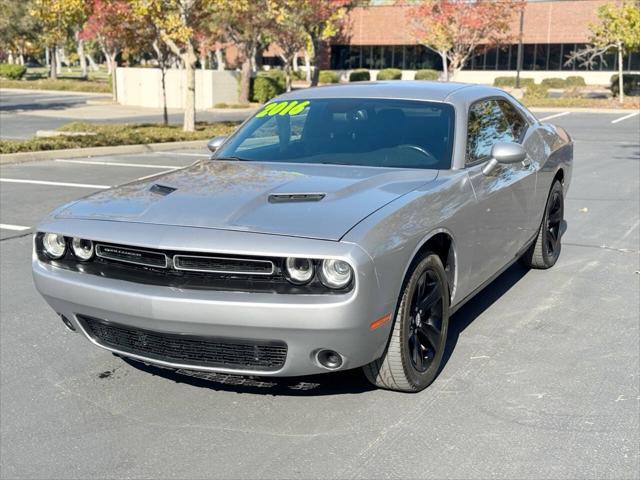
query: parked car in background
[{"left": 33, "top": 82, "right": 572, "bottom": 392}]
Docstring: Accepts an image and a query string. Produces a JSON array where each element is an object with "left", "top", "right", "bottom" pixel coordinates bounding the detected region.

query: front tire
[
  {"left": 522, "top": 180, "right": 564, "bottom": 269},
  {"left": 363, "top": 253, "right": 450, "bottom": 392}
]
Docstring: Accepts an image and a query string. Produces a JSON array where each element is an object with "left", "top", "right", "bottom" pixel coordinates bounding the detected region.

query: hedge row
[
  {"left": 610, "top": 74, "right": 640, "bottom": 97},
  {"left": 0, "top": 64, "right": 27, "bottom": 80}
]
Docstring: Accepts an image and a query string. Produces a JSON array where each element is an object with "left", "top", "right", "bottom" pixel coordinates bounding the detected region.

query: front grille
[
  {"left": 96, "top": 244, "right": 167, "bottom": 268},
  {"left": 78, "top": 315, "right": 287, "bottom": 372},
  {"left": 174, "top": 255, "right": 274, "bottom": 275}
]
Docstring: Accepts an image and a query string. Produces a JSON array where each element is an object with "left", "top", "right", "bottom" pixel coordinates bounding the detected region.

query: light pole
[{"left": 515, "top": 8, "right": 524, "bottom": 89}]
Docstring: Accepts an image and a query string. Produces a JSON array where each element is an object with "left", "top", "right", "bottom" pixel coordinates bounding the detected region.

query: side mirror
[
  {"left": 482, "top": 142, "right": 527, "bottom": 176},
  {"left": 207, "top": 135, "right": 227, "bottom": 153}
]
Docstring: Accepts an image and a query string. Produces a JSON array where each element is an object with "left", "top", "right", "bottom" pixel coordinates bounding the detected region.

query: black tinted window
[
  {"left": 466, "top": 100, "right": 515, "bottom": 164},
  {"left": 216, "top": 99, "right": 455, "bottom": 169}
]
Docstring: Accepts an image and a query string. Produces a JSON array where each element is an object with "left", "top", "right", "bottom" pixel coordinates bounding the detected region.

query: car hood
[{"left": 55, "top": 161, "right": 437, "bottom": 240}]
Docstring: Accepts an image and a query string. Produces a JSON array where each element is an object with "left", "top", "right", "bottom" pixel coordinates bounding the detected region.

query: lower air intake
[{"left": 78, "top": 315, "right": 287, "bottom": 372}]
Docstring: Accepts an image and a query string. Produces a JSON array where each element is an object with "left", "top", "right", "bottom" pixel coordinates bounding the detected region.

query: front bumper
[{"left": 32, "top": 221, "right": 395, "bottom": 377}]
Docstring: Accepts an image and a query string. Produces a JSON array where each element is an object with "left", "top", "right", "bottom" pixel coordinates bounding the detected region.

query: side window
[
  {"left": 466, "top": 100, "right": 514, "bottom": 164},
  {"left": 497, "top": 99, "right": 528, "bottom": 142}
]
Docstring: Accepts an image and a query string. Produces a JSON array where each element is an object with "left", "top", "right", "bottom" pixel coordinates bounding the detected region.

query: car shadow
[
  {"left": 441, "top": 261, "right": 530, "bottom": 369},
  {"left": 121, "top": 261, "right": 532, "bottom": 397},
  {"left": 120, "top": 356, "right": 376, "bottom": 396}
]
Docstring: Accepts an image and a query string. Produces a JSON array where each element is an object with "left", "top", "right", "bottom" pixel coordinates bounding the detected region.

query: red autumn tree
[
  {"left": 297, "top": 0, "right": 354, "bottom": 86},
  {"left": 80, "top": 0, "right": 144, "bottom": 101},
  {"left": 407, "top": 0, "right": 525, "bottom": 81}
]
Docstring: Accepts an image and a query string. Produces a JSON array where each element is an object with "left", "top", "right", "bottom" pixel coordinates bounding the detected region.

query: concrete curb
[
  {"left": 0, "top": 87, "right": 110, "bottom": 97},
  {"left": 0, "top": 140, "right": 208, "bottom": 165}
]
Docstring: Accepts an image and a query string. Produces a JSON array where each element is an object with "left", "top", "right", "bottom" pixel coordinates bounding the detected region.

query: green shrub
[
  {"left": 252, "top": 70, "right": 286, "bottom": 103},
  {"left": 414, "top": 69, "right": 439, "bottom": 81},
  {"left": 541, "top": 77, "right": 566, "bottom": 89},
  {"left": 319, "top": 70, "right": 339, "bottom": 84},
  {"left": 292, "top": 69, "right": 307, "bottom": 81},
  {"left": 376, "top": 68, "right": 402, "bottom": 80},
  {"left": 564, "top": 76, "right": 586, "bottom": 87},
  {"left": 524, "top": 83, "right": 549, "bottom": 99},
  {"left": 349, "top": 69, "right": 370, "bottom": 82},
  {"left": 493, "top": 76, "right": 535, "bottom": 87},
  {"left": 610, "top": 73, "right": 640, "bottom": 97},
  {"left": 0, "top": 64, "right": 27, "bottom": 80}
]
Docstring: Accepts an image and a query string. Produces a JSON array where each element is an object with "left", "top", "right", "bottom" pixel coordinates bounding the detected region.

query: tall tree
[
  {"left": 211, "top": 0, "right": 275, "bottom": 104},
  {"left": 271, "top": 0, "right": 309, "bottom": 92},
  {"left": 80, "top": 0, "right": 142, "bottom": 102},
  {"left": 30, "top": 0, "right": 87, "bottom": 79},
  {"left": 0, "top": 0, "right": 39, "bottom": 65},
  {"left": 566, "top": 1, "right": 640, "bottom": 103},
  {"left": 132, "top": 0, "right": 213, "bottom": 132},
  {"left": 297, "top": 0, "right": 353, "bottom": 86},
  {"left": 407, "top": 0, "right": 524, "bottom": 81}
]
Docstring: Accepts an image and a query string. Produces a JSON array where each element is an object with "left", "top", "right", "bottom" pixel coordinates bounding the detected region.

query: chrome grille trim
[
  {"left": 173, "top": 254, "right": 275, "bottom": 275},
  {"left": 95, "top": 244, "right": 168, "bottom": 269}
]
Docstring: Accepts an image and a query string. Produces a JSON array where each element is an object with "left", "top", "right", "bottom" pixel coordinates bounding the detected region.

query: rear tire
[
  {"left": 522, "top": 180, "right": 564, "bottom": 269},
  {"left": 363, "top": 253, "right": 450, "bottom": 392}
]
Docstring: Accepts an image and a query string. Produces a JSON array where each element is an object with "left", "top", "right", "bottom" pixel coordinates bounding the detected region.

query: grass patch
[
  {"left": 0, "top": 121, "right": 239, "bottom": 154},
  {"left": 0, "top": 77, "right": 111, "bottom": 93},
  {"left": 213, "top": 102, "right": 257, "bottom": 109},
  {"left": 521, "top": 96, "right": 640, "bottom": 109}
]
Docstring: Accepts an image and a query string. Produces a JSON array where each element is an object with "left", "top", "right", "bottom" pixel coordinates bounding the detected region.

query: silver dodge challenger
[{"left": 33, "top": 82, "right": 572, "bottom": 392}]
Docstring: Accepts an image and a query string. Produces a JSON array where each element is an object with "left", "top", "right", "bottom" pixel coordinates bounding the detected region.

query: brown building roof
[{"left": 338, "top": 0, "right": 610, "bottom": 46}]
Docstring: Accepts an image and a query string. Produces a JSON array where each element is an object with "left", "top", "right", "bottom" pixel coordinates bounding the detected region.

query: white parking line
[
  {"left": 538, "top": 112, "right": 571, "bottom": 122},
  {"left": 0, "top": 178, "right": 110, "bottom": 189},
  {"left": 56, "top": 159, "right": 181, "bottom": 169},
  {"left": 0, "top": 223, "right": 30, "bottom": 231},
  {"left": 159, "top": 152, "right": 207, "bottom": 157},
  {"left": 611, "top": 111, "right": 640, "bottom": 124}
]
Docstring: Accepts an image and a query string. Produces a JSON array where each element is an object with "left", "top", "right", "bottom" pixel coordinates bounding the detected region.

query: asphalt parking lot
[{"left": 0, "top": 111, "right": 638, "bottom": 479}]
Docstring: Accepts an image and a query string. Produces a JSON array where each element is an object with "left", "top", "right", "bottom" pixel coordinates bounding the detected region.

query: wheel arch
[{"left": 402, "top": 228, "right": 457, "bottom": 302}]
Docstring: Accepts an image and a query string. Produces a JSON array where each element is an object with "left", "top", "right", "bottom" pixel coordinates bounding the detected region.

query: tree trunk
[
  {"left": 293, "top": 52, "right": 299, "bottom": 72},
  {"left": 183, "top": 44, "right": 197, "bottom": 132},
  {"left": 50, "top": 47, "right": 58, "bottom": 79},
  {"left": 76, "top": 34, "right": 87, "bottom": 78},
  {"left": 310, "top": 38, "right": 321, "bottom": 86},
  {"left": 439, "top": 51, "right": 448, "bottom": 81},
  {"left": 304, "top": 49, "right": 311, "bottom": 82},
  {"left": 617, "top": 43, "right": 624, "bottom": 104},
  {"left": 55, "top": 46, "right": 63, "bottom": 75},
  {"left": 45, "top": 47, "right": 50, "bottom": 68},
  {"left": 215, "top": 48, "right": 225, "bottom": 71},
  {"left": 283, "top": 59, "right": 292, "bottom": 92},
  {"left": 108, "top": 53, "right": 118, "bottom": 102},
  {"left": 86, "top": 53, "right": 99, "bottom": 72},
  {"left": 161, "top": 67, "right": 169, "bottom": 126},
  {"left": 239, "top": 54, "right": 252, "bottom": 104}
]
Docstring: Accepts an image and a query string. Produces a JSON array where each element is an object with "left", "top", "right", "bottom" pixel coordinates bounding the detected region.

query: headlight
[
  {"left": 285, "top": 257, "right": 314, "bottom": 284},
  {"left": 42, "top": 233, "right": 67, "bottom": 259},
  {"left": 71, "top": 238, "right": 94, "bottom": 261},
  {"left": 319, "top": 259, "right": 353, "bottom": 289}
]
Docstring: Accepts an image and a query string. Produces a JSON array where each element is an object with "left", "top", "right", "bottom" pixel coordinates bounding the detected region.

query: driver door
[{"left": 464, "top": 99, "right": 537, "bottom": 290}]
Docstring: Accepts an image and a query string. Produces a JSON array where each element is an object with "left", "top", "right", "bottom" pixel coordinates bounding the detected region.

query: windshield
[{"left": 216, "top": 98, "right": 455, "bottom": 169}]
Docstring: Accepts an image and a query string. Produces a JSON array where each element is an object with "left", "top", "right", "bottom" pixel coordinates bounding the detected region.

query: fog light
[
  {"left": 42, "top": 233, "right": 66, "bottom": 259},
  {"left": 71, "top": 238, "right": 94, "bottom": 261},
  {"left": 316, "top": 349, "right": 343, "bottom": 370}
]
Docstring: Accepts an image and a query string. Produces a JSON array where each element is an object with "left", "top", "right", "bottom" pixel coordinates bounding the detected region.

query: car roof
[{"left": 277, "top": 81, "right": 503, "bottom": 103}]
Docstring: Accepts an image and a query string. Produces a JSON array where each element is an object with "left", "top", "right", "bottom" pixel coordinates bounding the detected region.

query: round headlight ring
[
  {"left": 285, "top": 257, "right": 315, "bottom": 285},
  {"left": 71, "top": 238, "right": 94, "bottom": 261},
  {"left": 319, "top": 259, "right": 353, "bottom": 289},
  {"left": 42, "top": 233, "right": 67, "bottom": 259}
]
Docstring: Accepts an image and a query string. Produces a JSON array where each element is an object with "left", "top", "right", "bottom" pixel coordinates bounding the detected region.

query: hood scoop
[
  {"left": 149, "top": 184, "right": 177, "bottom": 196},
  {"left": 268, "top": 193, "right": 326, "bottom": 203}
]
